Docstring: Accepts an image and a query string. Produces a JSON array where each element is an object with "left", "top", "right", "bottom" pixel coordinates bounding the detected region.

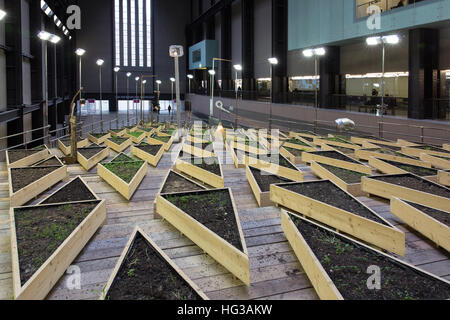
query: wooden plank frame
[
  {"left": 182, "top": 143, "right": 216, "bottom": 158},
  {"left": 355, "top": 148, "right": 430, "bottom": 167},
  {"left": 186, "top": 134, "right": 210, "bottom": 144},
  {"left": 289, "top": 131, "right": 317, "bottom": 139},
  {"left": 104, "top": 137, "right": 132, "bottom": 153},
  {"left": 361, "top": 174, "right": 450, "bottom": 212},
  {"left": 131, "top": 144, "right": 165, "bottom": 167},
  {"left": 350, "top": 136, "right": 398, "bottom": 147},
  {"left": 390, "top": 197, "right": 450, "bottom": 252},
  {"left": 444, "top": 144, "right": 450, "bottom": 151},
  {"left": 438, "top": 170, "right": 450, "bottom": 187},
  {"left": 310, "top": 161, "right": 367, "bottom": 197},
  {"left": 31, "top": 155, "right": 64, "bottom": 167},
  {"left": 125, "top": 131, "right": 146, "bottom": 144},
  {"left": 313, "top": 137, "right": 360, "bottom": 151},
  {"left": 58, "top": 137, "right": 89, "bottom": 156},
  {"left": 148, "top": 134, "right": 175, "bottom": 151},
  {"left": 100, "top": 227, "right": 209, "bottom": 300},
  {"left": 175, "top": 158, "right": 224, "bottom": 189},
  {"left": 397, "top": 139, "right": 420, "bottom": 147},
  {"left": 108, "top": 128, "right": 126, "bottom": 137},
  {"left": 6, "top": 146, "right": 50, "bottom": 168},
  {"left": 282, "top": 138, "right": 316, "bottom": 152},
  {"left": 225, "top": 144, "right": 246, "bottom": 169},
  {"left": 8, "top": 165, "right": 68, "bottom": 207},
  {"left": 271, "top": 181, "right": 405, "bottom": 255},
  {"left": 420, "top": 153, "right": 450, "bottom": 170},
  {"left": 281, "top": 210, "right": 450, "bottom": 300},
  {"left": 10, "top": 199, "right": 106, "bottom": 300},
  {"left": 302, "top": 151, "right": 372, "bottom": 175},
  {"left": 401, "top": 145, "right": 450, "bottom": 158},
  {"left": 124, "top": 125, "right": 137, "bottom": 133},
  {"left": 88, "top": 132, "right": 111, "bottom": 145},
  {"left": 156, "top": 188, "right": 250, "bottom": 286},
  {"left": 279, "top": 147, "right": 307, "bottom": 165},
  {"left": 228, "top": 140, "right": 268, "bottom": 155},
  {"left": 97, "top": 161, "right": 148, "bottom": 200},
  {"left": 368, "top": 156, "right": 438, "bottom": 183},
  {"left": 243, "top": 153, "right": 304, "bottom": 182},
  {"left": 77, "top": 147, "right": 110, "bottom": 171}
]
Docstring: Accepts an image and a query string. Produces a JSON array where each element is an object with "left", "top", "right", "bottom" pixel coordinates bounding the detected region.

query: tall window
[{"left": 114, "top": 0, "right": 152, "bottom": 67}]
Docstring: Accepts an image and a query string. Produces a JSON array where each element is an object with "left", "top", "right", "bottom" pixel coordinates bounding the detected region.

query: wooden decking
[{"left": 0, "top": 138, "right": 449, "bottom": 300}]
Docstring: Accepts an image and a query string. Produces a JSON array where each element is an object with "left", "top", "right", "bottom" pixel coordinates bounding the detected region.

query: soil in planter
[
  {"left": 111, "top": 153, "right": 134, "bottom": 163},
  {"left": 412, "top": 145, "right": 450, "bottom": 155},
  {"left": 180, "top": 154, "right": 221, "bottom": 176},
  {"left": 380, "top": 160, "right": 438, "bottom": 177},
  {"left": 309, "top": 151, "right": 361, "bottom": 164},
  {"left": 137, "top": 126, "right": 152, "bottom": 133},
  {"left": 366, "top": 148, "right": 417, "bottom": 159},
  {"left": 103, "top": 160, "right": 146, "bottom": 183},
  {"left": 14, "top": 201, "right": 100, "bottom": 286},
  {"left": 42, "top": 177, "right": 96, "bottom": 204},
  {"left": 250, "top": 167, "right": 292, "bottom": 192},
  {"left": 108, "top": 136, "right": 129, "bottom": 145},
  {"left": 128, "top": 131, "right": 144, "bottom": 138},
  {"left": 164, "top": 190, "right": 243, "bottom": 252},
  {"left": 289, "top": 214, "right": 450, "bottom": 300},
  {"left": 320, "top": 163, "right": 369, "bottom": 184},
  {"left": 161, "top": 171, "right": 204, "bottom": 194},
  {"left": 136, "top": 143, "right": 163, "bottom": 156},
  {"left": 371, "top": 174, "right": 450, "bottom": 198},
  {"left": 284, "top": 147, "right": 309, "bottom": 157},
  {"left": 371, "top": 143, "right": 402, "bottom": 152},
  {"left": 8, "top": 149, "right": 42, "bottom": 164},
  {"left": 284, "top": 138, "right": 311, "bottom": 147},
  {"left": 33, "top": 157, "right": 61, "bottom": 167},
  {"left": 150, "top": 134, "right": 171, "bottom": 143},
  {"left": 78, "top": 147, "right": 106, "bottom": 160},
  {"left": 405, "top": 202, "right": 450, "bottom": 227},
  {"left": 248, "top": 153, "right": 297, "bottom": 170},
  {"left": 279, "top": 181, "right": 388, "bottom": 225},
  {"left": 90, "top": 133, "right": 109, "bottom": 139},
  {"left": 106, "top": 233, "right": 202, "bottom": 300},
  {"left": 11, "top": 167, "right": 60, "bottom": 193},
  {"left": 60, "top": 137, "right": 84, "bottom": 146}
]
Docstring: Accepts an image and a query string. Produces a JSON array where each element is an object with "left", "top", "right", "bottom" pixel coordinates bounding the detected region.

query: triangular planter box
[
  {"left": 391, "top": 198, "right": 450, "bottom": 252},
  {"left": 159, "top": 129, "right": 180, "bottom": 141},
  {"left": 361, "top": 173, "right": 450, "bottom": 212},
  {"left": 31, "top": 155, "right": 64, "bottom": 167},
  {"left": 156, "top": 188, "right": 250, "bottom": 286},
  {"left": 313, "top": 137, "right": 360, "bottom": 151},
  {"left": 175, "top": 157, "right": 224, "bottom": 189},
  {"left": 98, "top": 160, "right": 148, "bottom": 200},
  {"left": 320, "top": 143, "right": 358, "bottom": 159},
  {"left": 369, "top": 156, "right": 439, "bottom": 183},
  {"left": 148, "top": 133, "right": 175, "bottom": 151},
  {"left": 282, "top": 138, "right": 317, "bottom": 152},
  {"left": 420, "top": 153, "right": 450, "bottom": 170},
  {"left": 280, "top": 146, "right": 311, "bottom": 165},
  {"left": 281, "top": 210, "right": 449, "bottom": 300},
  {"left": 110, "top": 152, "right": 134, "bottom": 163},
  {"left": 100, "top": 227, "right": 208, "bottom": 300},
  {"left": 131, "top": 143, "right": 164, "bottom": 167},
  {"left": 38, "top": 176, "right": 100, "bottom": 205},
  {"left": 10, "top": 199, "right": 106, "bottom": 299},
  {"left": 77, "top": 147, "right": 110, "bottom": 171},
  {"left": 402, "top": 145, "right": 450, "bottom": 158},
  {"left": 259, "top": 135, "right": 286, "bottom": 149},
  {"left": 243, "top": 152, "right": 304, "bottom": 182},
  {"left": 302, "top": 150, "right": 372, "bottom": 175},
  {"left": 124, "top": 125, "right": 138, "bottom": 133},
  {"left": 355, "top": 147, "right": 429, "bottom": 167},
  {"left": 271, "top": 180, "right": 405, "bottom": 255},
  {"left": 228, "top": 140, "right": 267, "bottom": 155},
  {"left": 108, "top": 128, "right": 126, "bottom": 137},
  {"left": 225, "top": 145, "right": 246, "bottom": 169},
  {"left": 350, "top": 136, "right": 399, "bottom": 148},
  {"left": 246, "top": 166, "right": 293, "bottom": 207},
  {"left": 104, "top": 136, "right": 132, "bottom": 153},
  {"left": 438, "top": 170, "right": 450, "bottom": 187},
  {"left": 310, "top": 161, "right": 368, "bottom": 197},
  {"left": 58, "top": 137, "right": 89, "bottom": 156},
  {"left": 136, "top": 126, "right": 155, "bottom": 137},
  {"left": 182, "top": 142, "right": 215, "bottom": 158},
  {"left": 6, "top": 145, "right": 50, "bottom": 168},
  {"left": 88, "top": 132, "right": 111, "bottom": 145},
  {"left": 8, "top": 165, "right": 68, "bottom": 207},
  {"left": 125, "top": 131, "right": 146, "bottom": 144}
]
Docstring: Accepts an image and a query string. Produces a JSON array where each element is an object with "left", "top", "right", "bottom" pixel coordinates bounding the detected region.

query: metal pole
[
  {"left": 188, "top": 78, "right": 191, "bottom": 94},
  {"left": 78, "top": 55, "right": 82, "bottom": 120},
  {"left": 314, "top": 55, "right": 318, "bottom": 134},
  {"left": 210, "top": 61, "right": 215, "bottom": 127},
  {"left": 99, "top": 65, "right": 103, "bottom": 132},
  {"left": 135, "top": 81, "right": 138, "bottom": 125},
  {"left": 235, "top": 70, "right": 239, "bottom": 129},
  {"left": 175, "top": 56, "right": 181, "bottom": 136},
  {"left": 381, "top": 41, "right": 385, "bottom": 116},
  {"left": 269, "top": 64, "right": 273, "bottom": 131},
  {"left": 127, "top": 76, "right": 130, "bottom": 126},
  {"left": 140, "top": 77, "right": 144, "bottom": 125},
  {"left": 44, "top": 42, "right": 49, "bottom": 145},
  {"left": 115, "top": 72, "right": 119, "bottom": 129}
]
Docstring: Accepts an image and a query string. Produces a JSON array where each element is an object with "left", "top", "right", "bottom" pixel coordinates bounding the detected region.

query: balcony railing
[{"left": 356, "top": 0, "right": 427, "bottom": 19}]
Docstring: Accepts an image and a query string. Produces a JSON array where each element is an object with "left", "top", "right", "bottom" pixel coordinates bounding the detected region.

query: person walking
[{"left": 168, "top": 104, "right": 172, "bottom": 122}]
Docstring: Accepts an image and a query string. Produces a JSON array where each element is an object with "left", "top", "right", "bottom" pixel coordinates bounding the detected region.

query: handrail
[{"left": 0, "top": 125, "right": 51, "bottom": 141}]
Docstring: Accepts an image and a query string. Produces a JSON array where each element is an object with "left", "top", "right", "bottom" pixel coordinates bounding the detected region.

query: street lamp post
[
  {"left": 114, "top": 67, "right": 120, "bottom": 128},
  {"left": 303, "top": 47, "right": 326, "bottom": 133},
  {"left": 135, "top": 77, "right": 139, "bottom": 125},
  {"left": 126, "top": 72, "right": 131, "bottom": 126},
  {"left": 169, "top": 45, "right": 184, "bottom": 140},
  {"left": 156, "top": 80, "right": 162, "bottom": 121},
  {"left": 268, "top": 58, "right": 278, "bottom": 132},
  {"left": 38, "top": 31, "right": 61, "bottom": 144},
  {"left": 170, "top": 77, "right": 175, "bottom": 120},
  {"left": 187, "top": 74, "right": 193, "bottom": 94},
  {"left": 75, "top": 48, "right": 86, "bottom": 119},
  {"left": 209, "top": 69, "right": 216, "bottom": 126},
  {"left": 233, "top": 65, "right": 242, "bottom": 129},
  {"left": 96, "top": 59, "right": 104, "bottom": 132},
  {"left": 366, "top": 35, "right": 400, "bottom": 117}
]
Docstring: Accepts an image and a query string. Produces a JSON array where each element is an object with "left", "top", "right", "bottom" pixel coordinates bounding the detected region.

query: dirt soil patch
[
  {"left": 78, "top": 147, "right": 106, "bottom": 159},
  {"left": 164, "top": 190, "right": 243, "bottom": 252},
  {"left": 33, "top": 157, "right": 61, "bottom": 167},
  {"left": 8, "top": 150, "right": 42, "bottom": 164},
  {"left": 106, "top": 233, "right": 202, "bottom": 300},
  {"left": 42, "top": 178, "right": 96, "bottom": 204},
  {"left": 330, "top": 146, "right": 355, "bottom": 154},
  {"left": 320, "top": 163, "right": 368, "bottom": 184},
  {"left": 310, "top": 151, "right": 360, "bottom": 164},
  {"left": 128, "top": 131, "right": 144, "bottom": 138},
  {"left": 406, "top": 202, "right": 450, "bottom": 227},
  {"left": 14, "top": 201, "right": 100, "bottom": 286},
  {"left": 111, "top": 154, "right": 134, "bottom": 163},
  {"left": 103, "top": 160, "right": 145, "bottom": 183},
  {"left": 249, "top": 153, "right": 297, "bottom": 170},
  {"left": 381, "top": 160, "right": 437, "bottom": 177},
  {"left": 161, "top": 172, "right": 204, "bottom": 194},
  {"left": 250, "top": 167, "right": 292, "bottom": 192},
  {"left": 11, "top": 167, "right": 59, "bottom": 193},
  {"left": 279, "top": 181, "right": 387, "bottom": 225},
  {"left": 136, "top": 143, "right": 163, "bottom": 156},
  {"left": 290, "top": 214, "right": 450, "bottom": 300},
  {"left": 108, "top": 137, "right": 129, "bottom": 145},
  {"left": 371, "top": 174, "right": 450, "bottom": 198},
  {"left": 151, "top": 134, "right": 171, "bottom": 143},
  {"left": 60, "top": 137, "right": 84, "bottom": 146},
  {"left": 181, "top": 154, "right": 221, "bottom": 176},
  {"left": 366, "top": 148, "right": 417, "bottom": 159}
]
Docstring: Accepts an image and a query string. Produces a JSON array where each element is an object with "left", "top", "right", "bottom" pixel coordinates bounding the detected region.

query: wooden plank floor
[{"left": 0, "top": 137, "right": 449, "bottom": 300}]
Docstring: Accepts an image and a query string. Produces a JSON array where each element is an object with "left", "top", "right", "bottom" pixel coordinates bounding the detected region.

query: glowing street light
[
  {"left": 0, "top": 10, "right": 7, "bottom": 21},
  {"left": 169, "top": 45, "right": 184, "bottom": 135},
  {"left": 233, "top": 65, "right": 243, "bottom": 128},
  {"left": 187, "top": 74, "right": 193, "bottom": 94},
  {"left": 96, "top": 59, "right": 105, "bottom": 131}
]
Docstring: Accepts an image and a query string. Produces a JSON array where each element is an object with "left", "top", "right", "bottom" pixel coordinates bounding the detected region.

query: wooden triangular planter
[
  {"left": 148, "top": 134, "right": 174, "bottom": 151},
  {"left": 303, "top": 150, "right": 372, "bottom": 175},
  {"left": 88, "top": 132, "right": 111, "bottom": 145},
  {"left": 243, "top": 152, "right": 304, "bottom": 181},
  {"left": 10, "top": 200, "right": 106, "bottom": 299},
  {"left": 105, "top": 136, "right": 132, "bottom": 153},
  {"left": 131, "top": 143, "right": 165, "bottom": 167},
  {"left": 100, "top": 227, "right": 208, "bottom": 300},
  {"left": 156, "top": 188, "right": 250, "bottom": 285},
  {"left": 31, "top": 155, "right": 64, "bottom": 167},
  {"left": 77, "top": 146, "right": 110, "bottom": 171},
  {"left": 439, "top": 170, "right": 450, "bottom": 186},
  {"left": 175, "top": 155, "right": 224, "bottom": 189},
  {"left": 125, "top": 131, "right": 146, "bottom": 144},
  {"left": 58, "top": 137, "right": 89, "bottom": 156},
  {"left": 6, "top": 146, "right": 50, "bottom": 168},
  {"left": 420, "top": 153, "right": 450, "bottom": 170},
  {"left": 38, "top": 176, "right": 100, "bottom": 205},
  {"left": 108, "top": 128, "right": 126, "bottom": 137},
  {"left": 402, "top": 145, "right": 450, "bottom": 158},
  {"left": 355, "top": 147, "right": 429, "bottom": 167},
  {"left": 271, "top": 180, "right": 405, "bottom": 255}
]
